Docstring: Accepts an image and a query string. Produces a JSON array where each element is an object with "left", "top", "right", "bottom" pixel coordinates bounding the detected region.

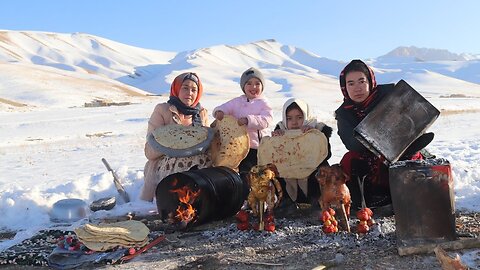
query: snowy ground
[{"left": 1, "top": 95, "right": 480, "bottom": 252}]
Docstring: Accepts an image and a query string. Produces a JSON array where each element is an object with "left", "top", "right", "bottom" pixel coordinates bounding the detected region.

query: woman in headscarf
[
  {"left": 141, "top": 72, "right": 211, "bottom": 201},
  {"left": 335, "top": 60, "right": 433, "bottom": 210}
]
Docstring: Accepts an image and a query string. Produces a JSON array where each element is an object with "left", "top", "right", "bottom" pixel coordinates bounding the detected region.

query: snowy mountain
[
  {"left": 0, "top": 30, "right": 480, "bottom": 111},
  {"left": 377, "top": 46, "right": 479, "bottom": 62}
]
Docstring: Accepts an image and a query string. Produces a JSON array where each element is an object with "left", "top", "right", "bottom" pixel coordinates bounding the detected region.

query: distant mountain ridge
[
  {"left": 378, "top": 46, "right": 480, "bottom": 62},
  {"left": 0, "top": 30, "right": 479, "bottom": 110}
]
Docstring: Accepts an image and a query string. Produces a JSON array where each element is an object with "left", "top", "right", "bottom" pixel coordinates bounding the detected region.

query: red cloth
[
  {"left": 340, "top": 150, "right": 424, "bottom": 188},
  {"left": 339, "top": 151, "right": 362, "bottom": 177}
]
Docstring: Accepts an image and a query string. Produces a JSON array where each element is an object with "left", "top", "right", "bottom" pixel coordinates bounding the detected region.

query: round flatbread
[
  {"left": 148, "top": 124, "right": 214, "bottom": 157},
  {"left": 257, "top": 129, "right": 328, "bottom": 179},
  {"left": 153, "top": 124, "right": 208, "bottom": 149},
  {"left": 210, "top": 115, "right": 249, "bottom": 169},
  {"left": 77, "top": 220, "right": 149, "bottom": 241}
]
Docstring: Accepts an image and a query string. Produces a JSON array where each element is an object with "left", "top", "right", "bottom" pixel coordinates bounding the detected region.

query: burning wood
[{"left": 169, "top": 185, "right": 201, "bottom": 226}]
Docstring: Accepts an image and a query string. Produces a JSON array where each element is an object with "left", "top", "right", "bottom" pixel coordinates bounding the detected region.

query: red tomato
[
  {"left": 322, "top": 225, "right": 336, "bottom": 234},
  {"left": 331, "top": 219, "right": 338, "bottom": 227},
  {"left": 321, "top": 211, "right": 332, "bottom": 222},
  {"left": 235, "top": 210, "right": 249, "bottom": 223},
  {"left": 357, "top": 224, "right": 370, "bottom": 234},
  {"left": 328, "top": 208, "right": 336, "bottom": 216},
  {"left": 365, "top": 207, "right": 373, "bottom": 217},
  {"left": 237, "top": 222, "right": 250, "bottom": 231},
  {"left": 356, "top": 209, "right": 370, "bottom": 221},
  {"left": 265, "top": 214, "right": 274, "bottom": 223},
  {"left": 265, "top": 223, "right": 275, "bottom": 232}
]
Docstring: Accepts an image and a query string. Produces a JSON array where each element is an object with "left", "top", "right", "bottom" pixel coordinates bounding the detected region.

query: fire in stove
[
  {"left": 169, "top": 184, "right": 201, "bottom": 226},
  {"left": 156, "top": 167, "right": 250, "bottom": 227}
]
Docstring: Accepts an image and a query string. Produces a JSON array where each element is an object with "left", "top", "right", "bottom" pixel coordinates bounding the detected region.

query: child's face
[
  {"left": 244, "top": 78, "right": 263, "bottom": 100},
  {"left": 286, "top": 108, "right": 304, "bottom": 130}
]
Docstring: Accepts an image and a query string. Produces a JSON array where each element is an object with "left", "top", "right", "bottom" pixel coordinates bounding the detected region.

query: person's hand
[
  {"left": 214, "top": 110, "right": 224, "bottom": 121},
  {"left": 301, "top": 125, "right": 313, "bottom": 133},
  {"left": 237, "top": 117, "right": 248, "bottom": 126},
  {"left": 271, "top": 129, "right": 285, "bottom": 136}
]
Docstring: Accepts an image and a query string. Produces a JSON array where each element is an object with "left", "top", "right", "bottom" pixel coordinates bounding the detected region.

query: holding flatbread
[
  {"left": 210, "top": 115, "right": 249, "bottom": 169},
  {"left": 148, "top": 124, "right": 214, "bottom": 158},
  {"left": 141, "top": 72, "right": 212, "bottom": 202},
  {"left": 266, "top": 98, "right": 333, "bottom": 205},
  {"left": 258, "top": 129, "right": 328, "bottom": 179}
]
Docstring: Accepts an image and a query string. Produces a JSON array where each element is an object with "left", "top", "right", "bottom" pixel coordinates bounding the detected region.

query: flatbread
[
  {"left": 153, "top": 124, "right": 209, "bottom": 150},
  {"left": 75, "top": 220, "right": 149, "bottom": 242},
  {"left": 210, "top": 115, "right": 249, "bottom": 169},
  {"left": 75, "top": 228, "right": 147, "bottom": 243},
  {"left": 149, "top": 124, "right": 214, "bottom": 157},
  {"left": 80, "top": 237, "right": 148, "bottom": 252},
  {"left": 257, "top": 129, "right": 328, "bottom": 179}
]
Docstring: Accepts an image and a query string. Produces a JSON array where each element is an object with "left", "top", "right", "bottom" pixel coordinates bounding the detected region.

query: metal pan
[
  {"left": 147, "top": 126, "right": 215, "bottom": 158},
  {"left": 49, "top": 198, "right": 88, "bottom": 223}
]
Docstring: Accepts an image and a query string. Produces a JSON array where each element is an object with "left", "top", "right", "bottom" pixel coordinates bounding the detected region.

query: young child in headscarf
[
  {"left": 141, "top": 72, "right": 211, "bottom": 201},
  {"left": 213, "top": 67, "right": 274, "bottom": 174},
  {"left": 271, "top": 98, "right": 332, "bottom": 205}
]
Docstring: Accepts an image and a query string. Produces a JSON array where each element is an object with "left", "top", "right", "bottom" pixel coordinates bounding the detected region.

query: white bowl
[{"left": 50, "top": 198, "right": 88, "bottom": 223}]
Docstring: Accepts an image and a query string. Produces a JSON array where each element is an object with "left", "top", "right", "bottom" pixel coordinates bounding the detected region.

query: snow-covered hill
[{"left": 1, "top": 30, "right": 479, "bottom": 112}]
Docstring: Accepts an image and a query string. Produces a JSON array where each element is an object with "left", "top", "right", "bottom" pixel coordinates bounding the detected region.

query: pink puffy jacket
[{"left": 213, "top": 95, "right": 273, "bottom": 149}]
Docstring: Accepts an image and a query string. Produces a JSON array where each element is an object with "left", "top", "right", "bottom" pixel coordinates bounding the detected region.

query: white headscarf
[{"left": 282, "top": 98, "right": 311, "bottom": 128}]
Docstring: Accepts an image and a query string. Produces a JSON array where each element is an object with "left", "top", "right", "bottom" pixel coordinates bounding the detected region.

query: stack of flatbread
[
  {"left": 148, "top": 124, "right": 214, "bottom": 157},
  {"left": 258, "top": 129, "right": 328, "bottom": 179},
  {"left": 210, "top": 115, "right": 250, "bottom": 169},
  {"left": 74, "top": 220, "right": 149, "bottom": 251}
]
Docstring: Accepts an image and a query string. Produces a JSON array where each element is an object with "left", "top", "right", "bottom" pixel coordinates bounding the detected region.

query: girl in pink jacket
[{"left": 213, "top": 67, "right": 273, "bottom": 174}]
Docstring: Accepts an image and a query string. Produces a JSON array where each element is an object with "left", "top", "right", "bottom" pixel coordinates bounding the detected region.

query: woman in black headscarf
[{"left": 335, "top": 60, "right": 433, "bottom": 209}]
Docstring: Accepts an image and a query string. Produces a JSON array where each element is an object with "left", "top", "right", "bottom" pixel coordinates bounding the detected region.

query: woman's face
[
  {"left": 345, "top": 71, "right": 370, "bottom": 103},
  {"left": 244, "top": 78, "right": 263, "bottom": 100},
  {"left": 286, "top": 108, "right": 304, "bottom": 130},
  {"left": 178, "top": 79, "right": 198, "bottom": 106}
]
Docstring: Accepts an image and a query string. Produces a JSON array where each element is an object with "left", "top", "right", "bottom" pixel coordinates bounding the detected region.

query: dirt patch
[
  {"left": 0, "top": 31, "right": 14, "bottom": 45},
  {"left": 115, "top": 209, "right": 478, "bottom": 270},
  {"left": 1, "top": 208, "right": 478, "bottom": 269},
  {"left": 440, "top": 108, "right": 480, "bottom": 116},
  {"left": 0, "top": 97, "right": 28, "bottom": 107}
]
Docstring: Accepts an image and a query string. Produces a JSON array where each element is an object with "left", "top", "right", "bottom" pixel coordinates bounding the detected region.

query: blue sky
[{"left": 1, "top": 0, "right": 479, "bottom": 61}]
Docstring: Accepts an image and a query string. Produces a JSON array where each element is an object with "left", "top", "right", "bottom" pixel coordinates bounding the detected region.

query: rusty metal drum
[{"left": 389, "top": 158, "right": 456, "bottom": 246}]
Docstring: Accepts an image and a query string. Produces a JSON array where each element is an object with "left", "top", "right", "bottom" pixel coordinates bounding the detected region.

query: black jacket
[{"left": 335, "top": 83, "right": 395, "bottom": 153}]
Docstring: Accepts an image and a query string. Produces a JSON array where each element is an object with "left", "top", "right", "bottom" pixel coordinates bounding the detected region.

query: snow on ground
[
  {"left": 0, "top": 31, "right": 479, "bottom": 253},
  {"left": 1, "top": 96, "right": 479, "bottom": 250}
]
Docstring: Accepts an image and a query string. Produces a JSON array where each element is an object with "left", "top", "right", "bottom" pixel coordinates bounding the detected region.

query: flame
[
  {"left": 170, "top": 184, "right": 201, "bottom": 224},
  {"left": 171, "top": 178, "right": 178, "bottom": 186}
]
